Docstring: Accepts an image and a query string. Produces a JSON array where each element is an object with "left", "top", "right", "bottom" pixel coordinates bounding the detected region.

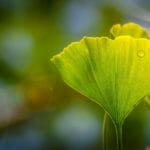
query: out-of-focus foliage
[
  {"left": 0, "top": 0, "right": 150, "bottom": 150},
  {"left": 110, "top": 23, "right": 149, "bottom": 38}
]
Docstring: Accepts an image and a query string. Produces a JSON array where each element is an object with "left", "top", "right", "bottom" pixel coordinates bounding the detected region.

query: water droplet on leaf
[{"left": 137, "top": 50, "right": 145, "bottom": 58}]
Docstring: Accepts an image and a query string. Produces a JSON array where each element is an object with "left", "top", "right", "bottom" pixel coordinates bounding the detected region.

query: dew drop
[{"left": 137, "top": 50, "right": 145, "bottom": 58}]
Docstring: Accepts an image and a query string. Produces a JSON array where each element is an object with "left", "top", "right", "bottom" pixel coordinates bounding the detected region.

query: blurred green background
[{"left": 0, "top": 0, "right": 150, "bottom": 149}]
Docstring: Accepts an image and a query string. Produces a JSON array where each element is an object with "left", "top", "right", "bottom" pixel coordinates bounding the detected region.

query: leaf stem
[
  {"left": 103, "top": 113, "right": 107, "bottom": 150},
  {"left": 103, "top": 113, "right": 123, "bottom": 150},
  {"left": 114, "top": 123, "right": 123, "bottom": 150}
]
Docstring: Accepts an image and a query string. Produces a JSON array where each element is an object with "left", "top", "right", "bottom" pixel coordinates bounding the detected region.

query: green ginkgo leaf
[
  {"left": 51, "top": 23, "right": 150, "bottom": 126},
  {"left": 110, "top": 22, "right": 149, "bottom": 38}
]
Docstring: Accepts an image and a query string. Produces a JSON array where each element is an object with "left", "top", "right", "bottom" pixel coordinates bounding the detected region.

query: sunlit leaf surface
[{"left": 51, "top": 23, "right": 150, "bottom": 125}]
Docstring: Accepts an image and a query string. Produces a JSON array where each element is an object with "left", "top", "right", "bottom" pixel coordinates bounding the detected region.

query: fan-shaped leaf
[{"left": 51, "top": 23, "right": 150, "bottom": 125}]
